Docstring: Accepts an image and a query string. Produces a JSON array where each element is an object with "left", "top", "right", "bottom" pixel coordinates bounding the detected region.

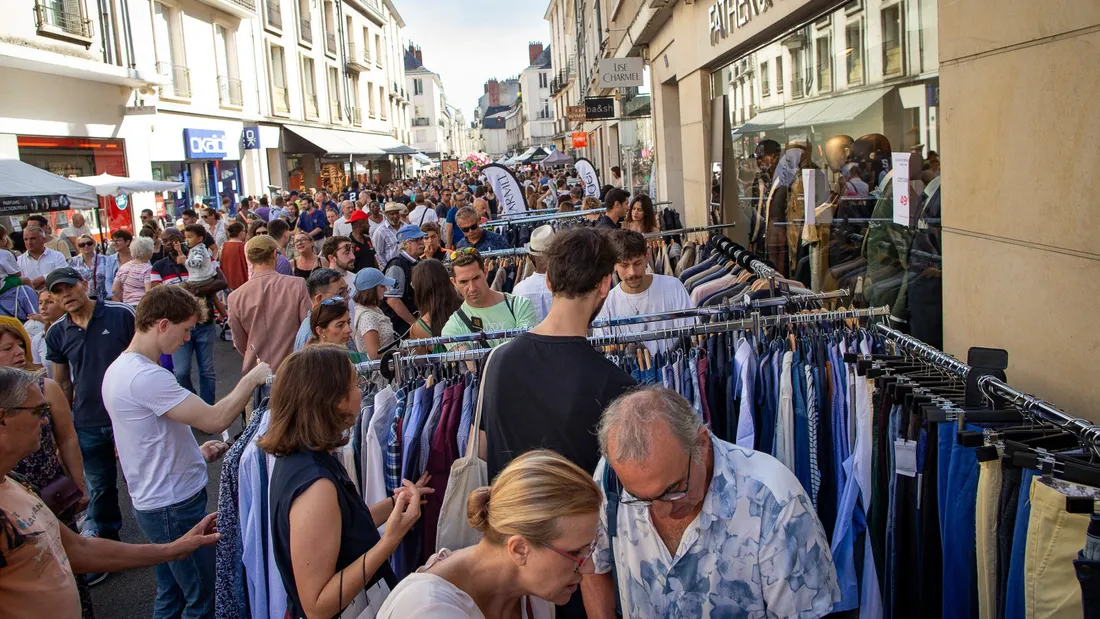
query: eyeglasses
[
  {"left": 6, "top": 403, "right": 51, "bottom": 420},
  {"left": 78, "top": 241, "right": 95, "bottom": 248},
  {"left": 619, "top": 456, "right": 693, "bottom": 506},
  {"left": 459, "top": 223, "right": 479, "bottom": 233},
  {"left": 449, "top": 247, "right": 478, "bottom": 261},
  {"left": 539, "top": 538, "right": 598, "bottom": 574},
  {"left": 320, "top": 296, "right": 346, "bottom": 306}
]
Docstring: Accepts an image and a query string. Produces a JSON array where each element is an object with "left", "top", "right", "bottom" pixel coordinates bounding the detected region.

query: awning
[
  {"left": 731, "top": 108, "right": 787, "bottom": 135},
  {"left": 412, "top": 153, "right": 433, "bottom": 165},
  {"left": 0, "top": 158, "right": 98, "bottom": 214},
  {"left": 282, "top": 125, "right": 386, "bottom": 156},
  {"left": 367, "top": 134, "right": 418, "bottom": 155},
  {"left": 732, "top": 87, "right": 892, "bottom": 135},
  {"left": 72, "top": 173, "right": 185, "bottom": 197}
]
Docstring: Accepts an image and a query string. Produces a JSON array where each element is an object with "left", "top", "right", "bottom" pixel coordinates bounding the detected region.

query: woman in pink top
[{"left": 111, "top": 236, "right": 154, "bottom": 305}]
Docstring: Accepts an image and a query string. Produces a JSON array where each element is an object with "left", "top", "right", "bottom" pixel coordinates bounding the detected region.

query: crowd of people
[{"left": 0, "top": 168, "right": 841, "bottom": 619}]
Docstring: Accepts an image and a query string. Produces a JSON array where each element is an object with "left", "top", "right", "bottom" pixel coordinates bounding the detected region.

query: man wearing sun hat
[
  {"left": 371, "top": 201, "right": 406, "bottom": 267},
  {"left": 511, "top": 224, "right": 556, "bottom": 322},
  {"left": 381, "top": 224, "right": 426, "bottom": 335}
]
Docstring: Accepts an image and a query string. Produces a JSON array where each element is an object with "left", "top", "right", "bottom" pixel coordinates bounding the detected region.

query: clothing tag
[{"left": 895, "top": 439, "right": 917, "bottom": 477}]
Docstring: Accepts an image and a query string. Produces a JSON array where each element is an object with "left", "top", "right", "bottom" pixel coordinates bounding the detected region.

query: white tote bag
[{"left": 435, "top": 346, "right": 498, "bottom": 551}]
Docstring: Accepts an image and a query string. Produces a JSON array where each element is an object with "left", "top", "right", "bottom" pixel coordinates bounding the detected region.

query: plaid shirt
[{"left": 384, "top": 386, "right": 408, "bottom": 496}]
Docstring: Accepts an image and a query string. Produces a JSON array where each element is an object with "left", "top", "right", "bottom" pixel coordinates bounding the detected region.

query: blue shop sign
[
  {"left": 242, "top": 126, "right": 260, "bottom": 150},
  {"left": 184, "top": 128, "right": 227, "bottom": 159}
]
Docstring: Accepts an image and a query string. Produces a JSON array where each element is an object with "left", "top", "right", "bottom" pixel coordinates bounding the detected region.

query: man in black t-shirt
[
  {"left": 596, "top": 187, "right": 630, "bottom": 229},
  {"left": 477, "top": 228, "right": 634, "bottom": 619},
  {"left": 478, "top": 228, "right": 635, "bottom": 479}
]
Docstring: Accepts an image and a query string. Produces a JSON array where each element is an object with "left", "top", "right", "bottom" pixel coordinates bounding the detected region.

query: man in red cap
[{"left": 346, "top": 209, "right": 378, "bottom": 271}]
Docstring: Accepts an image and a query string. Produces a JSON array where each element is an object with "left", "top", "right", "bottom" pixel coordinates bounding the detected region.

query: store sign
[
  {"left": 184, "top": 129, "right": 227, "bottom": 160},
  {"left": 585, "top": 97, "right": 615, "bottom": 120},
  {"left": 709, "top": 0, "right": 777, "bottom": 46},
  {"left": 892, "top": 153, "right": 911, "bottom": 227},
  {"left": 572, "top": 132, "right": 589, "bottom": 148},
  {"left": 0, "top": 194, "right": 70, "bottom": 215},
  {"left": 123, "top": 105, "right": 157, "bottom": 115},
  {"left": 242, "top": 126, "right": 260, "bottom": 150},
  {"left": 567, "top": 105, "right": 586, "bottom": 122},
  {"left": 597, "top": 58, "right": 644, "bottom": 88}
]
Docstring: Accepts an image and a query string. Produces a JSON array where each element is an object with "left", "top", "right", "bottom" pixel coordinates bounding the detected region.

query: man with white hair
[
  {"left": 583, "top": 386, "right": 840, "bottom": 619},
  {"left": 61, "top": 213, "right": 92, "bottom": 252},
  {"left": 332, "top": 200, "right": 357, "bottom": 237}
]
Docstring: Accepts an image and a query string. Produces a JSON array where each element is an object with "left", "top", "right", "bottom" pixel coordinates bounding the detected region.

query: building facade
[
  {"left": 1, "top": 0, "right": 415, "bottom": 228},
  {"left": 519, "top": 43, "right": 555, "bottom": 150},
  {"left": 405, "top": 44, "right": 469, "bottom": 163}
]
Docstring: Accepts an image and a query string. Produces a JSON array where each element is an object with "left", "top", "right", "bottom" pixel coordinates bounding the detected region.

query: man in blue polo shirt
[
  {"left": 44, "top": 267, "right": 136, "bottom": 584},
  {"left": 297, "top": 195, "right": 327, "bottom": 247}
]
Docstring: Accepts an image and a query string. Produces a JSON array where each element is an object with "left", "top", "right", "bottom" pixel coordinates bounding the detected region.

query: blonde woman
[{"left": 377, "top": 450, "right": 601, "bottom": 618}]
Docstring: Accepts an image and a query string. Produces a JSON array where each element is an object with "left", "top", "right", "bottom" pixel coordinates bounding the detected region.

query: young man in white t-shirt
[
  {"left": 101, "top": 285, "right": 271, "bottom": 617},
  {"left": 593, "top": 229, "right": 696, "bottom": 355}
]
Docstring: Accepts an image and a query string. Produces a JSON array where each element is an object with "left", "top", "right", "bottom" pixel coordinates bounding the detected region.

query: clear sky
[{"left": 393, "top": 0, "right": 552, "bottom": 122}]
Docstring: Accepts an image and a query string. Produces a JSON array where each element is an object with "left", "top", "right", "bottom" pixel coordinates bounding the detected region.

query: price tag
[
  {"left": 892, "top": 153, "right": 911, "bottom": 227},
  {"left": 803, "top": 169, "right": 816, "bottom": 225},
  {"left": 895, "top": 439, "right": 917, "bottom": 477}
]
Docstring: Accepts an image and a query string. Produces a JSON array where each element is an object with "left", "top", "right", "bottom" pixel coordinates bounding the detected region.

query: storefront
[{"left": 15, "top": 135, "right": 129, "bottom": 237}]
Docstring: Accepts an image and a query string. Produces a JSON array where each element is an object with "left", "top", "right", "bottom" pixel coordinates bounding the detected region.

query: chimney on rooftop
[{"left": 528, "top": 42, "right": 544, "bottom": 65}]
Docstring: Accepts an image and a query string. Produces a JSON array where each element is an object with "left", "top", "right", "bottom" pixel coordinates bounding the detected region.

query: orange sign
[{"left": 572, "top": 132, "right": 588, "bottom": 148}]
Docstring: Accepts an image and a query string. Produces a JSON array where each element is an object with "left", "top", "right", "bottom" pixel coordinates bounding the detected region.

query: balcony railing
[
  {"left": 217, "top": 75, "right": 243, "bottom": 106},
  {"left": 351, "top": 107, "right": 362, "bottom": 125},
  {"left": 273, "top": 86, "right": 290, "bottom": 113},
  {"left": 266, "top": 0, "right": 281, "bottom": 29},
  {"left": 304, "top": 93, "right": 318, "bottom": 118},
  {"left": 411, "top": 117, "right": 429, "bottom": 126},
  {"left": 346, "top": 42, "right": 368, "bottom": 71},
  {"left": 156, "top": 61, "right": 191, "bottom": 98},
  {"left": 325, "top": 32, "right": 336, "bottom": 55},
  {"left": 791, "top": 76, "right": 805, "bottom": 99},
  {"left": 34, "top": 1, "right": 93, "bottom": 41},
  {"left": 299, "top": 18, "right": 312, "bottom": 44}
]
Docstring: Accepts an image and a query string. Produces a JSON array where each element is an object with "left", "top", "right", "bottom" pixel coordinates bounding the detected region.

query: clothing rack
[
  {"left": 712, "top": 235, "right": 780, "bottom": 282},
  {"left": 747, "top": 288, "right": 850, "bottom": 308},
  {"left": 482, "top": 207, "right": 604, "bottom": 228},
  {"left": 392, "top": 307, "right": 891, "bottom": 379},
  {"left": 643, "top": 222, "right": 737, "bottom": 238},
  {"left": 874, "top": 323, "right": 1100, "bottom": 451},
  {"left": 476, "top": 247, "right": 529, "bottom": 259}
]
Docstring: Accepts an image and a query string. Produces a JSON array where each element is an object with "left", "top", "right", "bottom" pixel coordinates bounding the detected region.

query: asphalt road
[{"left": 88, "top": 335, "right": 245, "bottom": 619}]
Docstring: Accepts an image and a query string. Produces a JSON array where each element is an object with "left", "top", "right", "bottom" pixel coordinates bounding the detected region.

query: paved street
[{"left": 88, "top": 335, "right": 245, "bottom": 619}]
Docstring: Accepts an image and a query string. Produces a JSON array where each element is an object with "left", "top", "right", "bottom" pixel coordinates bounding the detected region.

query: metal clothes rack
[
  {"left": 392, "top": 306, "right": 890, "bottom": 378},
  {"left": 747, "top": 288, "right": 850, "bottom": 309},
  {"left": 482, "top": 207, "right": 604, "bottom": 228},
  {"left": 643, "top": 222, "right": 737, "bottom": 238},
  {"left": 874, "top": 323, "right": 1100, "bottom": 451}
]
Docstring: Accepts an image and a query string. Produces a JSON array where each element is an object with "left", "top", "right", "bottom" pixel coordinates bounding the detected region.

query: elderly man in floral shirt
[{"left": 583, "top": 387, "right": 840, "bottom": 618}]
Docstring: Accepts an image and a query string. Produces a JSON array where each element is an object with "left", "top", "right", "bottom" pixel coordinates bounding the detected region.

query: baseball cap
[
  {"left": 397, "top": 224, "right": 427, "bottom": 242},
  {"left": 347, "top": 209, "right": 370, "bottom": 223},
  {"left": 353, "top": 268, "right": 396, "bottom": 292},
  {"left": 45, "top": 267, "right": 84, "bottom": 291}
]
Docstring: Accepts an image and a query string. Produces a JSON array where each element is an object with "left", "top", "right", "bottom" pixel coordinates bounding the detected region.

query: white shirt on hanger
[{"left": 511, "top": 272, "right": 553, "bottom": 323}]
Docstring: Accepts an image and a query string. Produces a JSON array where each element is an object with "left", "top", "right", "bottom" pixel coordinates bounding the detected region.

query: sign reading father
[
  {"left": 481, "top": 164, "right": 528, "bottom": 215},
  {"left": 597, "top": 58, "right": 644, "bottom": 88}
]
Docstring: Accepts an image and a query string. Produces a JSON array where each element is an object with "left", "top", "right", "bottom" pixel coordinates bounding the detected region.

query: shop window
[
  {"left": 761, "top": 61, "right": 770, "bottom": 97},
  {"left": 816, "top": 36, "right": 832, "bottom": 94},
  {"left": 302, "top": 56, "right": 318, "bottom": 118},
  {"left": 846, "top": 20, "right": 864, "bottom": 86},
  {"left": 882, "top": 3, "right": 903, "bottom": 76},
  {"left": 270, "top": 44, "right": 289, "bottom": 115}
]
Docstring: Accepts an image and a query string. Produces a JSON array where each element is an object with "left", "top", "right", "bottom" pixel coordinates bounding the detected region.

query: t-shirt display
[
  {"left": 479, "top": 333, "right": 636, "bottom": 480},
  {"left": 101, "top": 352, "right": 204, "bottom": 511}
]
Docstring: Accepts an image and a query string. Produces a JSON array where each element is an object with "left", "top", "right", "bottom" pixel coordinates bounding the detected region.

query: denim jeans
[
  {"left": 133, "top": 488, "right": 215, "bottom": 619},
  {"left": 172, "top": 322, "right": 216, "bottom": 405},
  {"left": 941, "top": 423, "right": 981, "bottom": 618},
  {"left": 1005, "top": 468, "right": 1039, "bottom": 619},
  {"left": 76, "top": 425, "right": 121, "bottom": 539}
]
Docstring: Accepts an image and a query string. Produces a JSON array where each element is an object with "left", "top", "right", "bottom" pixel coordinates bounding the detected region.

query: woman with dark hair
[
  {"left": 247, "top": 219, "right": 269, "bottom": 240},
  {"left": 623, "top": 194, "right": 659, "bottom": 235},
  {"left": 407, "top": 259, "right": 461, "bottom": 355},
  {"left": 291, "top": 230, "right": 322, "bottom": 279},
  {"left": 307, "top": 298, "right": 367, "bottom": 363},
  {"left": 259, "top": 346, "right": 426, "bottom": 619}
]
